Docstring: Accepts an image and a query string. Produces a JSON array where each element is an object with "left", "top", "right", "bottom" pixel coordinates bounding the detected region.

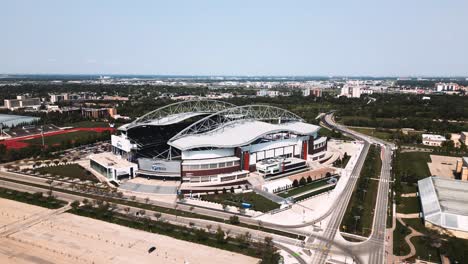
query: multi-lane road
[{"left": 316, "top": 112, "right": 393, "bottom": 264}]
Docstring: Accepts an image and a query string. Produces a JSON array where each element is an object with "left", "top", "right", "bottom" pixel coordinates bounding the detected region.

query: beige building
[
  {"left": 422, "top": 134, "right": 447, "bottom": 147},
  {"left": 4, "top": 97, "right": 41, "bottom": 110},
  {"left": 456, "top": 157, "right": 468, "bottom": 181}
]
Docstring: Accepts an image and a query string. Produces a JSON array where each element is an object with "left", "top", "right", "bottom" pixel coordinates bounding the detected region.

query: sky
[{"left": 1, "top": 0, "right": 467, "bottom": 76}]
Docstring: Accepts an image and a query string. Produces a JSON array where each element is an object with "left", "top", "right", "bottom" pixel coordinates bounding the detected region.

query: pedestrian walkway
[
  {"left": 0, "top": 204, "right": 71, "bottom": 237},
  {"left": 396, "top": 213, "right": 420, "bottom": 219},
  {"left": 393, "top": 218, "right": 424, "bottom": 262},
  {"left": 401, "top": 193, "right": 417, "bottom": 197}
]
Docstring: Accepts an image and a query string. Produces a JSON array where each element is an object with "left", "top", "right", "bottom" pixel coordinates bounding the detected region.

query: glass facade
[{"left": 90, "top": 160, "right": 113, "bottom": 179}]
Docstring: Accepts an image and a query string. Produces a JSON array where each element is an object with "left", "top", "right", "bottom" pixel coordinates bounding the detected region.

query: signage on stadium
[{"left": 151, "top": 163, "right": 167, "bottom": 171}]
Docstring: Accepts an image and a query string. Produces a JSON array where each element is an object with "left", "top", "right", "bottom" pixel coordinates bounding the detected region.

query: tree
[
  {"left": 299, "top": 177, "right": 307, "bottom": 186},
  {"left": 259, "top": 237, "right": 281, "bottom": 264},
  {"left": 306, "top": 176, "right": 312, "bottom": 183},
  {"left": 215, "top": 226, "right": 226, "bottom": 244},
  {"left": 71, "top": 200, "right": 80, "bottom": 210},
  {"left": 229, "top": 215, "right": 240, "bottom": 225},
  {"left": 235, "top": 232, "right": 251, "bottom": 249},
  {"left": 292, "top": 179, "right": 299, "bottom": 188},
  {"left": 154, "top": 212, "right": 162, "bottom": 221}
]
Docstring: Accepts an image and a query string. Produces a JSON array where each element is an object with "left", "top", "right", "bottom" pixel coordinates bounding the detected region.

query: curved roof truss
[
  {"left": 124, "top": 100, "right": 236, "bottom": 129},
  {"left": 169, "top": 104, "right": 305, "bottom": 142}
]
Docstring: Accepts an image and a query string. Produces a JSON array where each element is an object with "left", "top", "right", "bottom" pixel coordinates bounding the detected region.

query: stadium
[{"left": 91, "top": 100, "right": 327, "bottom": 187}]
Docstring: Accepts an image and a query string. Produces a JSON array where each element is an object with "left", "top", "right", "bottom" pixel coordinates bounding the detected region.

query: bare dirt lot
[
  {"left": 427, "top": 155, "right": 462, "bottom": 179},
  {"left": 0, "top": 198, "right": 257, "bottom": 264}
]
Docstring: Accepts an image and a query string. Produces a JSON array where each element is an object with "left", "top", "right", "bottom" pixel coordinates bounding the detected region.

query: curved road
[{"left": 312, "top": 112, "right": 393, "bottom": 264}]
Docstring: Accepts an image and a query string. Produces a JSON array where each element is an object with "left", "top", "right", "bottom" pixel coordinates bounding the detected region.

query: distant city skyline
[{"left": 1, "top": 0, "right": 468, "bottom": 76}]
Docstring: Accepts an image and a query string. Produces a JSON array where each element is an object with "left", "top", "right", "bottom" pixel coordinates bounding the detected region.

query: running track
[{"left": 0, "top": 127, "right": 115, "bottom": 149}]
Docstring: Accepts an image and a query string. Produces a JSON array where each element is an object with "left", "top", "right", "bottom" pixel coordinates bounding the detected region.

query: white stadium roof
[
  {"left": 418, "top": 177, "right": 468, "bottom": 232},
  {"left": 169, "top": 120, "right": 319, "bottom": 150}
]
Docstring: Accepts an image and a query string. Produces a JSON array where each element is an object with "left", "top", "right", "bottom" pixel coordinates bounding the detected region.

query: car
[{"left": 148, "top": 246, "right": 156, "bottom": 254}]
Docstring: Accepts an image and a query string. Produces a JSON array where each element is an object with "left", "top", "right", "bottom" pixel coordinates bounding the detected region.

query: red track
[{"left": 0, "top": 127, "right": 115, "bottom": 150}]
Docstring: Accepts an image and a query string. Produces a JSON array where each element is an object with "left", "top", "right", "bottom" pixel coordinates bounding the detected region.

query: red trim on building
[
  {"left": 302, "top": 140, "right": 308, "bottom": 160},
  {"left": 243, "top": 152, "right": 250, "bottom": 171}
]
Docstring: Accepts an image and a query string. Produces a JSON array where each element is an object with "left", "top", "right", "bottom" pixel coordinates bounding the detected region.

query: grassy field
[
  {"left": 393, "top": 220, "right": 411, "bottom": 256},
  {"left": 340, "top": 145, "right": 382, "bottom": 237},
  {"left": 35, "top": 164, "right": 98, "bottom": 182},
  {"left": 410, "top": 236, "right": 440, "bottom": 262},
  {"left": 403, "top": 218, "right": 426, "bottom": 234},
  {"left": 23, "top": 130, "right": 100, "bottom": 146},
  {"left": 201, "top": 192, "right": 280, "bottom": 213},
  {"left": 277, "top": 178, "right": 332, "bottom": 198},
  {"left": 396, "top": 152, "right": 431, "bottom": 181},
  {"left": 397, "top": 197, "right": 421, "bottom": 215},
  {"left": 351, "top": 127, "right": 393, "bottom": 140},
  {"left": 64, "top": 121, "right": 110, "bottom": 128}
]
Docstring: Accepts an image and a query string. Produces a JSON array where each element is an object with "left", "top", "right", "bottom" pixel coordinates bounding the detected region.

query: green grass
[
  {"left": 397, "top": 197, "right": 421, "bottom": 214},
  {"left": 393, "top": 220, "right": 411, "bottom": 256},
  {"left": 340, "top": 145, "right": 382, "bottom": 237},
  {"left": 277, "top": 179, "right": 332, "bottom": 198},
  {"left": 201, "top": 192, "right": 280, "bottom": 213},
  {"left": 64, "top": 121, "right": 110, "bottom": 128},
  {"left": 23, "top": 131, "right": 99, "bottom": 146},
  {"left": 410, "top": 236, "right": 440, "bottom": 262},
  {"left": 404, "top": 218, "right": 426, "bottom": 234},
  {"left": 351, "top": 127, "right": 393, "bottom": 140},
  {"left": 396, "top": 152, "right": 431, "bottom": 181},
  {"left": 293, "top": 185, "right": 335, "bottom": 201},
  {"left": 35, "top": 164, "right": 99, "bottom": 183}
]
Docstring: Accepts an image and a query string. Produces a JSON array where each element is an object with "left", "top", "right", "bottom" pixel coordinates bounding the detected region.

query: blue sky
[{"left": 1, "top": 0, "right": 467, "bottom": 76}]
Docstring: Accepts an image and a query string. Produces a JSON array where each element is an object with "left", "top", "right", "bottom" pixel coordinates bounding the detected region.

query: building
[
  {"left": 435, "top": 82, "right": 460, "bottom": 92},
  {"left": 455, "top": 157, "right": 468, "bottom": 181},
  {"left": 303, "top": 88, "right": 323, "bottom": 97},
  {"left": 4, "top": 96, "right": 41, "bottom": 110},
  {"left": 460, "top": 132, "right": 468, "bottom": 146},
  {"left": 89, "top": 152, "right": 138, "bottom": 181},
  {"left": 256, "top": 89, "right": 279, "bottom": 97},
  {"left": 422, "top": 134, "right": 447, "bottom": 147},
  {"left": 98, "top": 100, "right": 327, "bottom": 187},
  {"left": 81, "top": 108, "right": 112, "bottom": 119},
  {"left": 0, "top": 114, "right": 40, "bottom": 128},
  {"left": 50, "top": 93, "right": 69, "bottom": 103},
  {"left": 418, "top": 177, "right": 468, "bottom": 239},
  {"left": 340, "top": 85, "right": 373, "bottom": 98}
]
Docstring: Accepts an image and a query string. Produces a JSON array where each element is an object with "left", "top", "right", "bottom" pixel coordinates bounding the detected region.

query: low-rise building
[
  {"left": 4, "top": 96, "right": 41, "bottom": 110},
  {"left": 455, "top": 157, "right": 468, "bottom": 181},
  {"left": 89, "top": 152, "right": 138, "bottom": 181},
  {"left": 422, "top": 134, "right": 447, "bottom": 147}
]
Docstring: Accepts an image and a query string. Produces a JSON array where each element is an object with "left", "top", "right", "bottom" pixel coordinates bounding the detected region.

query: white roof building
[{"left": 418, "top": 177, "right": 468, "bottom": 238}]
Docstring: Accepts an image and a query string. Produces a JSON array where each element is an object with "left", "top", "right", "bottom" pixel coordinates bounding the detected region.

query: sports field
[{"left": 1, "top": 127, "right": 114, "bottom": 149}]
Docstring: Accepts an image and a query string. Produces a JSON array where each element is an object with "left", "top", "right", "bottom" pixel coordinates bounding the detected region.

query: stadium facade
[{"left": 93, "top": 100, "right": 327, "bottom": 186}]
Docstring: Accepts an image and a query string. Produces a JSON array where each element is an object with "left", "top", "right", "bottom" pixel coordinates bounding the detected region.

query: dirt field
[
  {"left": 0, "top": 199, "right": 257, "bottom": 264},
  {"left": 427, "top": 155, "right": 461, "bottom": 179}
]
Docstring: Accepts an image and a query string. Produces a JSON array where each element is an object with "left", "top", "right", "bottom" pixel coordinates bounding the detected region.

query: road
[{"left": 313, "top": 112, "right": 393, "bottom": 264}]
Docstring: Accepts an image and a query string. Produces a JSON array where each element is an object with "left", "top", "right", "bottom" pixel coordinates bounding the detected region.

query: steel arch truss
[
  {"left": 169, "top": 104, "right": 304, "bottom": 142},
  {"left": 129, "top": 100, "right": 236, "bottom": 127}
]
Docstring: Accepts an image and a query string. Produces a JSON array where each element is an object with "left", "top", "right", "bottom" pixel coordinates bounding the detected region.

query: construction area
[{"left": 0, "top": 198, "right": 257, "bottom": 264}]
